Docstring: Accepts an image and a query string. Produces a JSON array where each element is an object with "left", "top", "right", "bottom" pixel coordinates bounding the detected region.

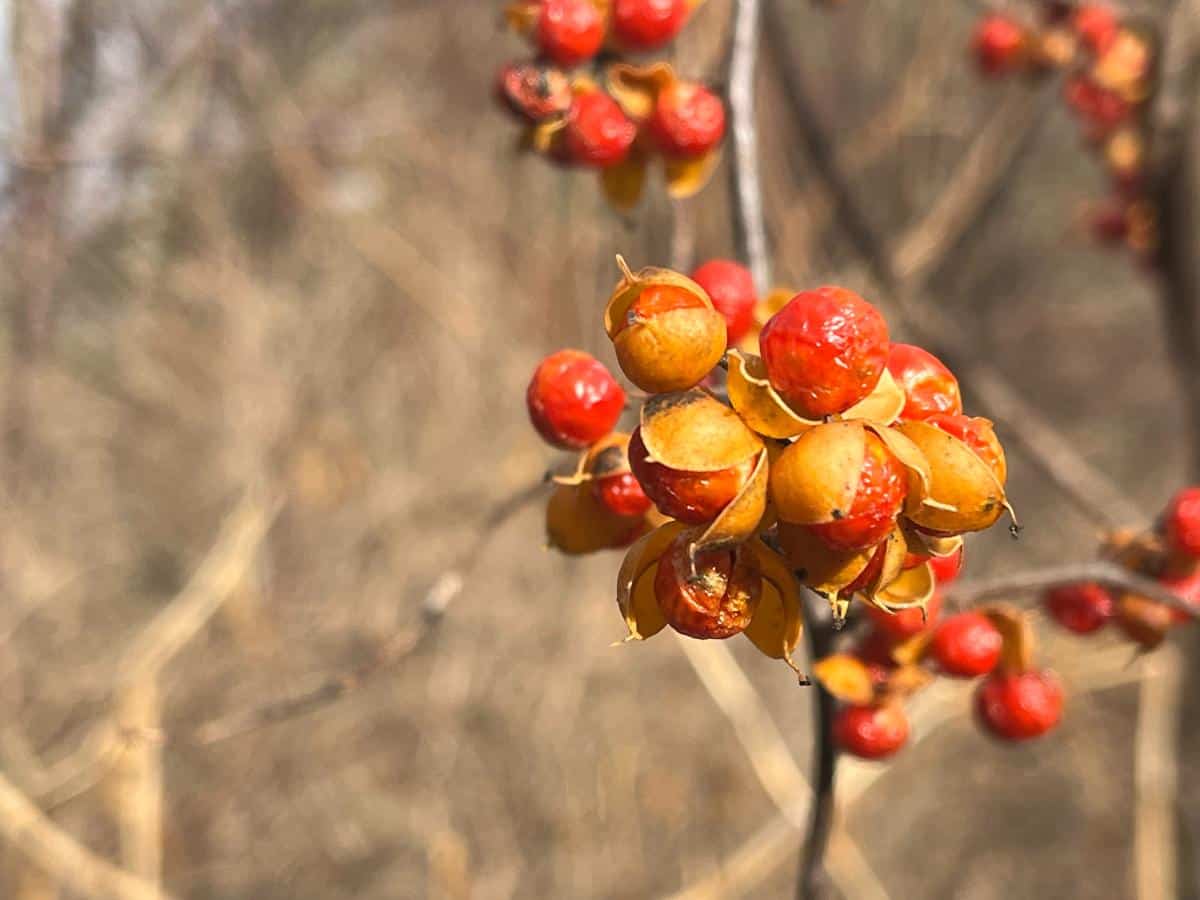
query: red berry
[
  {"left": 654, "top": 532, "right": 760, "bottom": 639},
  {"left": 866, "top": 590, "right": 942, "bottom": 641},
  {"left": 1164, "top": 487, "right": 1200, "bottom": 558},
  {"left": 564, "top": 91, "right": 637, "bottom": 168},
  {"left": 592, "top": 471, "right": 653, "bottom": 517},
  {"left": 759, "top": 286, "right": 890, "bottom": 418},
  {"left": 628, "top": 427, "right": 752, "bottom": 524},
  {"left": 1063, "top": 76, "right": 1130, "bottom": 136},
  {"left": 929, "top": 546, "right": 965, "bottom": 584},
  {"left": 1043, "top": 583, "right": 1114, "bottom": 634},
  {"left": 1073, "top": 4, "right": 1118, "bottom": 56},
  {"left": 806, "top": 432, "right": 907, "bottom": 552},
  {"left": 650, "top": 82, "right": 726, "bottom": 158},
  {"left": 976, "top": 670, "right": 1063, "bottom": 741},
  {"left": 527, "top": 350, "right": 626, "bottom": 449},
  {"left": 496, "top": 62, "right": 573, "bottom": 122},
  {"left": 972, "top": 15, "right": 1027, "bottom": 76},
  {"left": 1160, "top": 570, "right": 1200, "bottom": 624},
  {"left": 931, "top": 613, "right": 1002, "bottom": 677},
  {"left": 834, "top": 704, "right": 909, "bottom": 759},
  {"left": 536, "top": 0, "right": 605, "bottom": 67},
  {"left": 886, "top": 343, "right": 963, "bottom": 421},
  {"left": 690, "top": 260, "right": 757, "bottom": 345},
  {"left": 611, "top": 0, "right": 689, "bottom": 50}
]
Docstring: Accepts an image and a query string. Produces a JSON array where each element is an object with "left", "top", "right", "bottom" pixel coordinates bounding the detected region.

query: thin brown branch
[{"left": 729, "top": 0, "right": 770, "bottom": 293}]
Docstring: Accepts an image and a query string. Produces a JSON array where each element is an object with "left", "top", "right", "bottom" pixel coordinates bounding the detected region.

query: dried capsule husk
[
  {"left": 692, "top": 448, "right": 770, "bottom": 556},
  {"left": 776, "top": 521, "right": 875, "bottom": 596},
  {"left": 726, "top": 349, "right": 818, "bottom": 439},
  {"left": 901, "top": 522, "right": 964, "bottom": 562},
  {"left": 980, "top": 603, "right": 1036, "bottom": 673},
  {"left": 870, "top": 559, "right": 935, "bottom": 614},
  {"left": 655, "top": 530, "right": 761, "bottom": 638},
  {"left": 547, "top": 481, "right": 646, "bottom": 555},
  {"left": 740, "top": 538, "right": 806, "bottom": 676},
  {"left": 843, "top": 369, "right": 905, "bottom": 425},
  {"left": 663, "top": 150, "right": 722, "bottom": 200},
  {"left": 600, "top": 146, "right": 650, "bottom": 212},
  {"left": 770, "top": 421, "right": 869, "bottom": 525},
  {"left": 553, "top": 431, "right": 634, "bottom": 486},
  {"left": 606, "top": 61, "right": 677, "bottom": 121},
  {"left": 638, "top": 388, "right": 763, "bottom": 472},
  {"left": 877, "top": 664, "right": 934, "bottom": 702},
  {"left": 605, "top": 257, "right": 727, "bottom": 393},
  {"left": 615, "top": 521, "right": 688, "bottom": 640},
  {"left": 813, "top": 654, "right": 876, "bottom": 705},
  {"left": 894, "top": 420, "right": 1010, "bottom": 534}
]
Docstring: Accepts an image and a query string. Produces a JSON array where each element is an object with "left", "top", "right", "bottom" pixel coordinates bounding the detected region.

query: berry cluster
[
  {"left": 1042, "top": 487, "right": 1200, "bottom": 650},
  {"left": 496, "top": 0, "right": 726, "bottom": 209},
  {"left": 526, "top": 255, "right": 1014, "bottom": 678},
  {"left": 970, "top": 4, "right": 1157, "bottom": 264}
]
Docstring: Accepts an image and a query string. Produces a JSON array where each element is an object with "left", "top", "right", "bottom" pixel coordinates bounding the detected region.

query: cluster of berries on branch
[
  {"left": 970, "top": 3, "right": 1157, "bottom": 264},
  {"left": 496, "top": 0, "right": 726, "bottom": 209},
  {"left": 1043, "top": 487, "right": 1200, "bottom": 650},
  {"left": 526, "top": 254, "right": 1015, "bottom": 681}
]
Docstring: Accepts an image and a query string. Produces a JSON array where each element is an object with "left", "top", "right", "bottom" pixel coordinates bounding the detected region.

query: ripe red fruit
[
  {"left": 690, "top": 260, "right": 757, "bottom": 345},
  {"left": 972, "top": 15, "right": 1027, "bottom": 76},
  {"left": 527, "top": 350, "right": 626, "bottom": 449},
  {"left": 496, "top": 62, "right": 573, "bottom": 122},
  {"left": 886, "top": 343, "right": 963, "bottom": 421},
  {"left": 654, "top": 532, "right": 760, "bottom": 638},
  {"left": 930, "top": 613, "right": 1002, "bottom": 677},
  {"left": 592, "top": 471, "right": 653, "bottom": 518},
  {"left": 929, "top": 546, "right": 965, "bottom": 584},
  {"left": 650, "top": 82, "right": 726, "bottom": 158},
  {"left": 1160, "top": 570, "right": 1200, "bottom": 624},
  {"left": 975, "top": 670, "right": 1063, "bottom": 741},
  {"left": 611, "top": 0, "right": 689, "bottom": 50},
  {"left": 1164, "top": 487, "right": 1200, "bottom": 558},
  {"left": 866, "top": 590, "right": 942, "bottom": 641},
  {"left": 564, "top": 91, "right": 638, "bottom": 168},
  {"left": 1043, "top": 583, "right": 1114, "bottom": 634},
  {"left": 806, "top": 432, "right": 907, "bottom": 552},
  {"left": 834, "top": 704, "right": 909, "bottom": 759},
  {"left": 1073, "top": 4, "right": 1118, "bottom": 56},
  {"left": 1063, "top": 76, "right": 1130, "bottom": 135},
  {"left": 628, "top": 427, "right": 752, "bottom": 524},
  {"left": 759, "top": 286, "right": 890, "bottom": 418},
  {"left": 536, "top": 0, "right": 605, "bottom": 67}
]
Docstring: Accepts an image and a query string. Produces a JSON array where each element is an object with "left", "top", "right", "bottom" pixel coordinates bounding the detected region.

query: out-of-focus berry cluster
[
  {"left": 495, "top": 0, "right": 727, "bottom": 209},
  {"left": 970, "top": 3, "right": 1157, "bottom": 264}
]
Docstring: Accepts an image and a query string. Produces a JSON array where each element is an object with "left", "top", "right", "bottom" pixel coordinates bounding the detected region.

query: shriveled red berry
[
  {"left": 536, "top": 0, "right": 605, "bottom": 67},
  {"left": 690, "top": 260, "right": 757, "bottom": 344},
  {"left": 527, "top": 349, "right": 626, "bottom": 449},
  {"left": 1073, "top": 4, "right": 1118, "bottom": 56},
  {"left": 886, "top": 343, "right": 962, "bottom": 421},
  {"left": 835, "top": 704, "right": 909, "bottom": 759},
  {"left": 592, "top": 471, "right": 653, "bottom": 517},
  {"left": 650, "top": 82, "right": 726, "bottom": 158},
  {"left": 564, "top": 91, "right": 637, "bottom": 168},
  {"left": 806, "top": 432, "right": 906, "bottom": 552},
  {"left": 866, "top": 590, "right": 942, "bottom": 641},
  {"left": 931, "top": 613, "right": 1002, "bottom": 677},
  {"left": 654, "top": 532, "right": 761, "bottom": 638},
  {"left": 972, "top": 15, "right": 1027, "bottom": 76},
  {"left": 1164, "top": 487, "right": 1200, "bottom": 558},
  {"left": 628, "top": 427, "right": 752, "bottom": 524},
  {"left": 759, "top": 286, "right": 890, "bottom": 418},
  {"left": 496, "top": 62, "right": 573, "bottom": 122},
  {"left": 976, "top": 670, "right": 1063, "bottom": 741},
  {"left": 1043, "top": 583, "right": 1114, "bottom": 634},
  {"left": 611, "top": 0, "right": 689, "bottom": 50}
]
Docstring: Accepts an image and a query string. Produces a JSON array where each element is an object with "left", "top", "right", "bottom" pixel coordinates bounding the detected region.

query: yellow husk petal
[
  {"left": 664, "top": 149, "right": 722, "bottom": 199},
  {"left": 742, "top": 539, "right": 805, "bottom": 674},
  {"left": 842, "top": 368, "right": 905, "bottom": 425},
  {"left": 769, "top": 421, "right": 867, "bottom": 525},
  {"left": 606, "top": 62, "right": 676, "bottom": 121},
  {"left": 812, "top": 654, "right": 875, "bottom": 705},
  {"left": 725, "top": 349, "right": 817, "bottom": 439},
  {"left": 693, "top": 449, "right": 769, "bottom": 555},
  {"left": 600, "top": 153, "right": 649, "bottom": 212},
  {"left": 775, "top": 522, "right": 874, "bottom": 595},
  {"left": 615, "top": 522, "right": 686, "bottom": 639},
  {"left": 871, "top": 560, "right": 935, "bottom": 613},
  {"left": 639, "top": 389, "right": 763, "bottom": 472},
  {"left": 894, "top": 420, "right": 1008, "bottom": 534},
  {"left": 547, "top": 482, "right": 644, "bottom": 555}
]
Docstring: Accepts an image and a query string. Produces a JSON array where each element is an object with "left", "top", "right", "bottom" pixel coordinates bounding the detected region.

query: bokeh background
[{"left": 3, "top": 0, "right": 1199, "bottom": 898}]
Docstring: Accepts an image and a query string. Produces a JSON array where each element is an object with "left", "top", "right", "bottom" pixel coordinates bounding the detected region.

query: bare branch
[{"left": 729, "top": 0, "right": 770, "bottom": 293}]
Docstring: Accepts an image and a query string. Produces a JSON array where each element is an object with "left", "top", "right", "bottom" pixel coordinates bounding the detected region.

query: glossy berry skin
[
  {"left": 527, "top": 350, "right": 626, "bottom": 449},
  {"left": 835, "top": 704, "right": 909, "bottom": 760},
  {"left": 611, "top": 0, "right": 689, "bottom": 50},
  {"left": 564, "top": 91, "right": 637, "bottom": 168},
  {"left": 866, "top": 590, "right": 942, "bottom": 641},
  {"left": 496, "top": 63, "right": 573, "bottom": 122},
  {"left": 690, "top": 260, "right": 757, "bottom": 345},
  {"left": 930, "top": 546, "right": 965, "bottom": 584},
  {"left": 759, "top": 286, "right": 890, "bottom": 418},
  {"left": 972, "top": 15, "right": 1026, "bottom": 77},
  {"left": 615, "top": 283, "right": 708, "bottom": 332},
  {"left": 976, "top": 670, "right": 1063, "bottom": 741},
  {"left": 886, "top": 343, "right": 963, "bottom": 421},
  {"left": 592, "top": 471, "right": 653, "bottom": 518},
  {"left": 628, "top": 427, "right": 751, "bottom": 524},
  {"left": 1073, "top": 4, "right": 1118, "bottom": 56},
  {"left": 1164, "top": 487, "right": 1200, "bottom": 558},
  {"left": 1044, "top": 583, "right": 1114, "bottom": 634},
  {"left": 844, "top": 541, "right": 887, "bottom": 595},
  {"left": 930, "top": 613, "right": 1002, "bottom": 677},
  {"left": 650, "top": 82, "right": 726, "bottom": 158},
  {"left": 654, "top": 533, "right": 760, "bottom": 639},
  {"left": 536, "top": 0, "right": 605, "bottom": 67},
  {"left": 806, "top": 433, "right": 907, "bottom": 552}
]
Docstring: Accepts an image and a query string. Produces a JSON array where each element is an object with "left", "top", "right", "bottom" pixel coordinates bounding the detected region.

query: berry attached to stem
[
  {"left": 527, "top": 349, "right": 626, "bottom": 449},
  {"left": 536, "top": 0, "right": 606, "bottom": 67},
  {"left": 930, "top": 612, "right": 1002, "bottom": 677},
  {"left": 690, "top": 259, "right": 757, "bottom": 345},
  {"left": 1164, "top": 486, "right": 1200, "bottom": 558},
  {"left": 975, "top": 670, "right": 1063, "bottom": 741},
  {"left": 654, "top": 532, "right": 761, "bottom": 639},
  {"left": 834, "top": 704, "right": 909, "bottom": 759},
  {"left": 972, "top": 15, "right": 1028, "bottom": 77},
  {"left": 1043, "top": 583, "right": 1114, "bottom": 634},
  {"left": 650, "top": 82, "right": 726, "bottom": 159},
  {"left": 629, "top": 427, "right": 753, "bottom": 524},
  {"left": 805, "top": 432, "right": 907, "bottom": 553},
  {"left": 565, "top": 91, "right": 638, "bottom": 168},
  {"left": 886, "top": 343, "right": 963, "bottom": 421},
  {"left": 611, "top": 0, "right": 689, "bottom": 51}
]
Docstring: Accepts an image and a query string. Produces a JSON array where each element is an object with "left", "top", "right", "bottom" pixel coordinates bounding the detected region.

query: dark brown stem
[{"left": 797, "top": 591, "right": 837, "bottom": 900}]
